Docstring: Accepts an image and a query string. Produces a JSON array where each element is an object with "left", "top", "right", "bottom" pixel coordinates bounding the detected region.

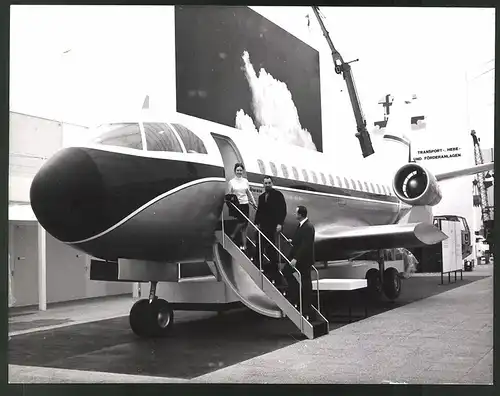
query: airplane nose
[{"left": 30, "top": 147, "right": 106, "bottom": 243}]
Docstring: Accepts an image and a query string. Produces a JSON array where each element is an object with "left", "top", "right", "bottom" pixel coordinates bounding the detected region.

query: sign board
[
  {"left": 441, "top": 220, "right": 462, "bottom": 273},
  {"left": 412, "top": 146, "right": 462, "bottom": 163}
]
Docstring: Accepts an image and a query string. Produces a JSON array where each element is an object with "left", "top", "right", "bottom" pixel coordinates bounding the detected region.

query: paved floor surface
[{"left": 8, "top": 265, "right": 493, "bottom": 384}]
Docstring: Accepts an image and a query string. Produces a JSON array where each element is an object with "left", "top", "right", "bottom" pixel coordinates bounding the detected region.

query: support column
[
  {"left": 37, "top": 222, "right": 47, "bottom": 311},
  {"left": 133, "top": 282, "right": 141, "bottom": 298}
]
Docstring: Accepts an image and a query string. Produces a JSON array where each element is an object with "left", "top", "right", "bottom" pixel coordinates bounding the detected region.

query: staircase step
[
  {"left": 311, "top": 321, "right": 329, "bottom": 338},
  {"left": 215, "top": 230, "right": 329, "bottom": 340}
]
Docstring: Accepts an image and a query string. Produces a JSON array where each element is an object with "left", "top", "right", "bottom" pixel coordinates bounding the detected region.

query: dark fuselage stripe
[{"left": 60, "top": 149, "right": 400, "bottom": 244}]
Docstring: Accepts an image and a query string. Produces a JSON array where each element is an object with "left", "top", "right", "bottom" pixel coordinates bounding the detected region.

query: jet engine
[{"left": 393, "top": 163, "right": 442, "bottom": 206}]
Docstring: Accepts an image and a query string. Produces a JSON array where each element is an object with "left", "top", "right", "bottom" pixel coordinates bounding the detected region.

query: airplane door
[{"left": 210, "top": 133, "right": 245, "bottom": 181}]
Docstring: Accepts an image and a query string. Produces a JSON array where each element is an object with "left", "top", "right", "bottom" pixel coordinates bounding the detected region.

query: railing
[
  {"left": 222, "top": 200, "right": 304, "bottom": 331},
  {"left": 278, "top": 232, "right": 322, "bottom": 318}
]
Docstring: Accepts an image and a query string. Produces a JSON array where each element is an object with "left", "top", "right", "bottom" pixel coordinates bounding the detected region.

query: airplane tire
[
  {"left": 383, "top": 267, "right": 401, "bottom": 301},
  {"left": 129, "top": 298, "right": 174, "bottom": 337},
  {"left": 129, "top": 299, "right": 150, "bottom": 337}
]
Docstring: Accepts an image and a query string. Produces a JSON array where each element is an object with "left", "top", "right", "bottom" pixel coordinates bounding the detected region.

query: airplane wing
[
  {"left": 435, "top": 162, "right": 494, "bottom": 182},
  {"left": 314, "top": 222, "right": 447, "bottom": 261}
]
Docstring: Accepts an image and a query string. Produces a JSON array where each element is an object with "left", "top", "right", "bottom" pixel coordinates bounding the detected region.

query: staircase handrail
[
  {"left": 223, "top": 199, "right": 303, "bottom": 329},
  {"left": 278, "top": 232, "right": 324, "bottom": 321}
]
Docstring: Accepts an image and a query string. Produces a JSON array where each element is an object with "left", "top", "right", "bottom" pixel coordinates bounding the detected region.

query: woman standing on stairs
[{"left": 227, "top": 162, "right": 257, "bottom": 252}]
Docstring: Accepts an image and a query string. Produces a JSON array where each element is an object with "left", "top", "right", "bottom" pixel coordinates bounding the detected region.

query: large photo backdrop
[{"left": 175, "top": 5, "right": 323, "bottom": 152}]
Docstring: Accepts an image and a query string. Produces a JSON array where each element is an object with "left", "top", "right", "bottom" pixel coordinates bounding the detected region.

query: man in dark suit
[
  {"left": 283, "top": 205, "right": 315, "bottom": 320},
  {"left": 254, "top": 176, "right": 287, "bottom": 287}
]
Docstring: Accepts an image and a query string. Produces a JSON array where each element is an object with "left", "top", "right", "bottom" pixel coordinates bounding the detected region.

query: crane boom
[
  {"left": 311, "top": 6, "right": 374, "bottom": 158},
  {"left": 471, "top": 130, "right": 494, "bottom": 247}
]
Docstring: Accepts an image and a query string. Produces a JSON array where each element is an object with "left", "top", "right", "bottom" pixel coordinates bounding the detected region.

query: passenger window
[
  {"left": 381, "top": 185, "right": 387, "bottom": 195},
  {"left": 357, "top": 180, "right": 363, "bottom": 191},
  {"left": 395, "top": 249, "right": 403, "bottom": 260},
  {"left": 302, "top": 169, "right": 309, "bottom": 182},
  {"left": 320, "top": 172, "right": 327, "bottom": 185},
  {"left": 329, "top": 175, "right": 335, "bottom": 186},
  {"left": 336, "top": 176, "right": 342, "bottom": 188},
  {"left": 376, "top": 184, "right": 382, "bottom": 194},
  {"left": 370, "top": 183, "right": 376, "bottom": 193},
  {"left": 387, "top": 249, "right": 394, "bottom": 261},
  {"left": 171, "top": 123, "right": 208, "bottom": 154},
  {"left": 292, "top": 167, "right": 299, "bottom": 180},
  {"left": 350, "top": 179, "right": 357, "bottom": 190},
  {"left": 143, "top": 123, "right": 183, "bottom": 152},
  {"left": 311, "top": 171, "right": 318, "bottom": 184},
  {"left": 270, "top": 162, "right": 278, "bottom": 177},
  {"left": 281, "top": 164, "right": 289, "bottom": 179},
  {"left": 364, "top": 182, "right": 370, "bottom": 192},
  {"left": 94, "top": 123, "right": 143, "bottom": 150},
  {"left": 257, "top": 159, "right": 266, "bottom": 174},
  {"left": 344, "top": 177, "right": 350, "bottom": 189},
  {"left": 387, "top": 185, "right": 392, "bottom": 195}
]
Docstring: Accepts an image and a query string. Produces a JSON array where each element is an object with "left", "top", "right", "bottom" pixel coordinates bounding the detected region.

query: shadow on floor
[{"left": 8, "top": 275, "right": 487, "bottom": 379}]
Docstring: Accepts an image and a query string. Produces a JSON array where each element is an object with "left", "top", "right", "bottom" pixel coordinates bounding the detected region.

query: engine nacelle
[{"left": 393, "top": 163, "right": 442, "bottom": 206}]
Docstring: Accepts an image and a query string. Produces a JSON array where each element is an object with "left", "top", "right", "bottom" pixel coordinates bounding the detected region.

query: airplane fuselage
[{"left": 29, "top": 112, "right": 412, "bottom": 264}]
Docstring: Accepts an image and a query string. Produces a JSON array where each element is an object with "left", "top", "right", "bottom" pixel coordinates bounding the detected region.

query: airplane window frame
[
  {"left": 281, "top": 164, "right": 289, "bottom": 179},
  {"left": 93, "top": 123, "right": 144, "bottom": 150},
  {"left": 257, "top": 159, "right": 266, "bottom": 174},
  {"left": 171, "top": 123, "right": 208, "bottom": 154},
  {"left": 311, "top": 171, "right": 318, "bottom": 184},
  {"left": 350, "top": 178, "right": 357, "bottom": 190},
  {"left": 302, "top": 169, "right": 309, "bottom": 182},
  {"left": 336, "top": 176, "right": 342, "bottom": 188},
  {"left": 143, "top": 123, "right": 184, "bottom": 153},
  {"left": 320, "top": 172, "right": 327, "bottom": 185},
  {"left": 270, "top": 162, "right": 278, "bottom": 177}
]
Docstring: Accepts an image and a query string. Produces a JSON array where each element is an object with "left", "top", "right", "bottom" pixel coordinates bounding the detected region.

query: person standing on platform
[
  {"left": 254, "top": 176, "right": 287, "bottom": 287},
  {"left": 283, "top": 205, "right": 316, "bottom": 320},
  {"left": 227, "top": 162, "right": 257, "bottom": 253}
]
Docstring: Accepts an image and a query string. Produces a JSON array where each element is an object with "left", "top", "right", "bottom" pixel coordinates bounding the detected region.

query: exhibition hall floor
[{"left": 8, "top": 264, "right": 493, "bottom": 384}]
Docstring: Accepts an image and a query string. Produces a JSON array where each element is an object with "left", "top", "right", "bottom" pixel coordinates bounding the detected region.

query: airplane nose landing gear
[{"left": 129, "top": 281, "right": 174, "bottom": 337}]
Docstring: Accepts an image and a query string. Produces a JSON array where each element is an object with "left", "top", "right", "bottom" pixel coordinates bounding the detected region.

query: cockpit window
[
  {"left": 171, "top": 123, "right": 208, "bottom": 154},
  {"left": 93, "top": 123, "right": 143, "bottom": 150},
  {"left": 143, "top": 123, "right": 183, "bottom": 152}
]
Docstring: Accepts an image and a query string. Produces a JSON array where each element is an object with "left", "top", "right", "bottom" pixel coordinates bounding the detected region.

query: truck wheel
[
  {"left": 383, "top": 267, "right": 401, "bottom": 301},
  {"left": 366, "top": 269, "right": 382, "bottom": 297}
]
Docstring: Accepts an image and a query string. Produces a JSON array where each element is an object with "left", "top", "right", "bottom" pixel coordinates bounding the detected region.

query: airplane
[{"left": 29, "top": 109, "right": 494, "bottom": 338}]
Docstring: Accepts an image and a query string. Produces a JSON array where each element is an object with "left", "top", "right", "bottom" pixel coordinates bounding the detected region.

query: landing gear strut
[{"left": 129, "top": 281, "right": 174, "bottom": 337}]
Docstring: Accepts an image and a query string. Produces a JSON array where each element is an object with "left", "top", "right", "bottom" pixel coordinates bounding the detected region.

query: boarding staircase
[{"left": 215, "top": 201, "right": 329, "bottom": 340}]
